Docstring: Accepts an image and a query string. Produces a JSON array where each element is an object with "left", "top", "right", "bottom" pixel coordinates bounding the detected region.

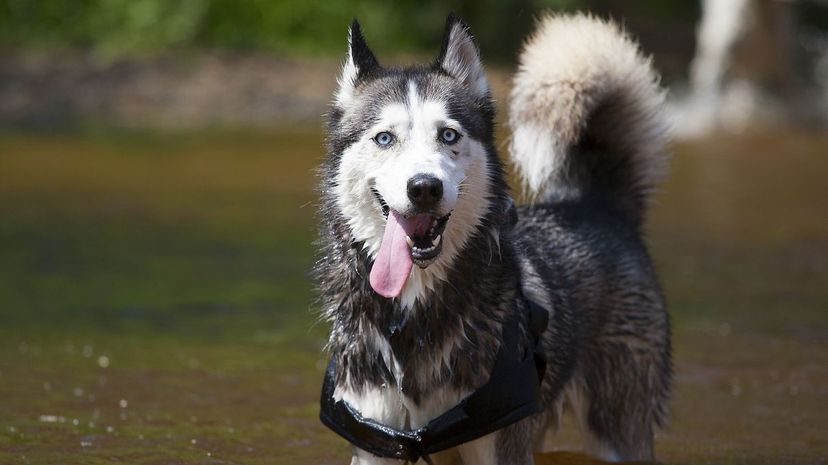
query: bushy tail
[{"left": 509, "top": 13, "right": 669, "bottom": 223}]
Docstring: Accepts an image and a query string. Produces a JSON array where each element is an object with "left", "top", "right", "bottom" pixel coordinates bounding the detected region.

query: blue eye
[
  {"left": 374, "top": 131, "right": 395, "bottom": 147},
  {"left": 439, "top": 128, "right": 460, "bottom": 145}
]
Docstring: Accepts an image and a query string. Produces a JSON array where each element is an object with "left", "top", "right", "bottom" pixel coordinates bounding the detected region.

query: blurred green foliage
[{"left": 0, "top": 0, "right": 587, "bottom": 61}]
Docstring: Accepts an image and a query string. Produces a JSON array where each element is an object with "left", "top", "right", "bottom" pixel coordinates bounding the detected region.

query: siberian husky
[{"left": 316, "top": 13, "right": 671, "bottom": 464}]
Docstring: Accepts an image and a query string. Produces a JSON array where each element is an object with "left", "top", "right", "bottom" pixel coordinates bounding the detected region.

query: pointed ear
[
  {"left": 335, "top": 19, "right": 380, "bottom": 107},
  {"left": 435, "top": 14, "right": 489, "bottom": 99}
]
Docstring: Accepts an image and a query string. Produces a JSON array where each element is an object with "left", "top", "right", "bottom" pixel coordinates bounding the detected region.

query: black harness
[{"left": 319, "top": 295, "right": 549, "bottom": 463}]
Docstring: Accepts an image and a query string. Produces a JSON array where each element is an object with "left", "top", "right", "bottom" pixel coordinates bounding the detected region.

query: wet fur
[{"left": 316, "top": 13, "right": 671, "bottom": 464}]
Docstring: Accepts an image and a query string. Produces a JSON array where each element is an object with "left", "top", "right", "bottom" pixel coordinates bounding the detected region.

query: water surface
[{"left": 0, "top": 130, "right": 825, "bottom": 464}]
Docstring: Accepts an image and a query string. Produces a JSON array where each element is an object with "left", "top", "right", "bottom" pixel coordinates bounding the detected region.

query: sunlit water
[{"left": 0, "top": 129, "right": 825, "bottom": 464}]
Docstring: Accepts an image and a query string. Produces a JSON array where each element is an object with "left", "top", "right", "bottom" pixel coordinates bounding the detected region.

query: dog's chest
[
  {"left": 334, "top": 326, "right": 472, "bottom": 429},
  {"left": 334, "top": 364, "right": 468, "bottom": 432},
  {"left": 327, "top": 310, "right": 514, "bottom": 465}
]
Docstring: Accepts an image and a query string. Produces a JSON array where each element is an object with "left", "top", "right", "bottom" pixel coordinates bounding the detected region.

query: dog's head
[{"left": 324, "top": 15, "right": 502, "bottom": 305}]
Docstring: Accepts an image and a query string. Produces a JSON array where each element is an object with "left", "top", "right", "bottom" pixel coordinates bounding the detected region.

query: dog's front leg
[
  {"left": 349, "top": 448, "right": 403, "bottom": 465},
  {"left": 457, "top": 432, "right": 499, "bottom": 465},
  {"left": 457, "top": 420, "right": 536, "bottom": 465}
]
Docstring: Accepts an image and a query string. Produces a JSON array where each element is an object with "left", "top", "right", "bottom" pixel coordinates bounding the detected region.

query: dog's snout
[{"left": 407, "top": 174, "right": 443, "bottom": 209}]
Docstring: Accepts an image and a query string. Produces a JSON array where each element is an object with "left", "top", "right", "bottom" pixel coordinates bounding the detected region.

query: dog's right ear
[{"left": 335, "top": 20, "right": 380, "bottom": 107}]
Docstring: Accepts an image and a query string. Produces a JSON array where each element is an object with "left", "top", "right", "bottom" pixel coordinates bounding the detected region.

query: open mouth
[
  {"left": 371, "top": 187, "right": 450, "bottom": 267},
  {"left": 406, "top": 213, "right": 450, "bottom": 265}
]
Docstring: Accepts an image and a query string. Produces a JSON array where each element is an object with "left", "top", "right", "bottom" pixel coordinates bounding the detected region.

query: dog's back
[{"left": 509, "top": 14, "right": 671, "bottom": 461}]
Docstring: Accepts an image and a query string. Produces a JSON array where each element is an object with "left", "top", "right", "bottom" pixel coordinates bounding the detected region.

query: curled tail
[{"left": 509, "top": 13, "right": 669, "bottom": 224}]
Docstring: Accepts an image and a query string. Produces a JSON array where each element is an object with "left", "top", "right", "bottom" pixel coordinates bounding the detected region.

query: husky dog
[{"left": 316, "top": 12, "right": 671, "bottom": 464}]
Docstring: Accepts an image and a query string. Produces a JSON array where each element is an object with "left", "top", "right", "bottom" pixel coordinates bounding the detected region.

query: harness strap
[{"left": 320, "top": 293, "right": 548, "bottom": 463}]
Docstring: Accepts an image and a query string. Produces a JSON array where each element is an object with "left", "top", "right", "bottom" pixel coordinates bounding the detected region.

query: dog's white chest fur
[{"left": 332, "top": 340, "right": 499, "bottom": 465}]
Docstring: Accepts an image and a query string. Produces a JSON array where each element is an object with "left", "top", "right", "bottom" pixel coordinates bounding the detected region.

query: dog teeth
[
  {"left": 405, "top": 236, "right": 414, "bottom": 247},
  {"left": 411, "top": 235, "right": 442, "bottom": 255}
]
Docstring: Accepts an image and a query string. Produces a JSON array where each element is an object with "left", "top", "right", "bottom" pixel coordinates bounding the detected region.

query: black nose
[{"left": 407, "top": 174, "right": 443, "bottom": 210}]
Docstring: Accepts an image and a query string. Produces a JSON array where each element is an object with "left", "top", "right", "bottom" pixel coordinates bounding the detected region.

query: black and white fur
[{"left": 316, "top": 13, "right": 671, "bottom": 464}]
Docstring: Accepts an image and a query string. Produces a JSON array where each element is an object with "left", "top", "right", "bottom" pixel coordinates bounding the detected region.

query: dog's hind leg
[{"left": 568, "top": 321, "right": 671, "bottom": 462}]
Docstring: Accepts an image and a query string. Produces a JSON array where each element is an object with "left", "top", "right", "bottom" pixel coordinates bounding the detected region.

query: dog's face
[{"left": 326, "top": 17, "right": 496, "bottom": 304}]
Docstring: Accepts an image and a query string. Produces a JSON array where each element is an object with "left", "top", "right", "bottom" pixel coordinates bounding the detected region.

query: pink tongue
[{"left": 369, "top": 211, "right": 431, "bottom": 298}]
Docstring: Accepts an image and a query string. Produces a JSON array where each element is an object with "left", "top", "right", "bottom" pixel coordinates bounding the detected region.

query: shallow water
[{"left": 0, "top": 129, "right": 825, "bottom": 464}]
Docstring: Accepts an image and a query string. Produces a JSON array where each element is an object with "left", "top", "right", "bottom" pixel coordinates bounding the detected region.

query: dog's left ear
[{"left": 435, "top": 14, "right": 490, "bottom": 99}]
